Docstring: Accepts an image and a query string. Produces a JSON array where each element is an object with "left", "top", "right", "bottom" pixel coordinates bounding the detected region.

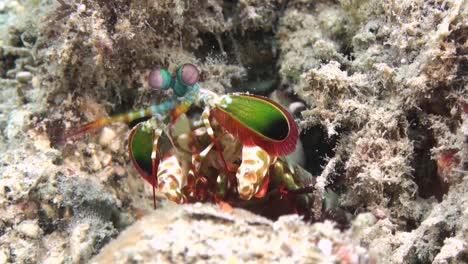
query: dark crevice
[
  {"left": 194, "top": 33, "right": 229, "bottom": 61},
  {"left": 231, "top": 31, "right": 278, "bottom": 94},
  {"left": 301, "top": 125, "right": 340, "bottom": 176},
  {"left": 338, "top": 36, "right": 355, "bottom": 62},
  {"left": 405, "top": 218, "right": 419, "bottom": 232},
  {"left": 38, "top": 204, "right": 60, "bottom": 235},
  {"left": 418, "top": 88, "right": 453, "bottom": 117},
  {"left": 194, "top": 2, "right": 284, "bottom": 94},
  {"left": 407, "top": 111, "right": 447, "bottom": 201},
  {"left": 194, "top": 29, "right": 279, "bottom": 95},
  {"left": 0, "top": 54, "right": 18, "bottom": 78},
  {"left": 221, "top": 0, "right": 239, "bottom": 21}
]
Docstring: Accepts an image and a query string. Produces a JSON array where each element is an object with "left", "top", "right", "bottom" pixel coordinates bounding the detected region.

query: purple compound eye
[
  {"left": 148, "top": 68, "right": 172, "bottom": 90},
  {"left": 177, "top": 63, "right": 199, "bottom": 86}
]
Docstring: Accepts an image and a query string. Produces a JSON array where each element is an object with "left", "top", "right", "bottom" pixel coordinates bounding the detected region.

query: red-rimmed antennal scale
[
  {"left": 128, "top": 123, "right": 157, "bottom": 187},
  {"left": 211, "top": 94, "right": 298, "bottom": 157}
]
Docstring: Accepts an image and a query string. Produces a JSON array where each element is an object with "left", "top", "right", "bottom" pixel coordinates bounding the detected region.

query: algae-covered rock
[
  {"left": 92, "top": 204, "right": 367, "bottom": 263},
  {"left": 0, "top": 0, "right": 466, "bottom": 263}
]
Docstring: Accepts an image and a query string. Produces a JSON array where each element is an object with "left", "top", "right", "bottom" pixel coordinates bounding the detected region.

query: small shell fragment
[{"left": 16, "top": 71, "right": 33, "bottom": 83}]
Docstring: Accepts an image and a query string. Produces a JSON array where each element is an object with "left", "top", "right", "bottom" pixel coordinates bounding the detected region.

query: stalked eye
[
  {"left": 177, "top": 63, "right": 199, "bottom": 86},
  {"left": 148, "top": 68, "right": 172, "bottom": 90}
]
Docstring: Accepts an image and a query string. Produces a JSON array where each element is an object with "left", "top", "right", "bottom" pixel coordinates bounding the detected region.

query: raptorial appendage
[
  {"left": 157, "top": 154, "right": 187, "bottom": 204},
  {"left": 236, "top": 145, "right": 274, "bottom": 200}
]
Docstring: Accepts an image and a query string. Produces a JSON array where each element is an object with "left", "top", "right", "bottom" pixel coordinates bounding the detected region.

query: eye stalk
[
  {"left": 173, "top": 63, "right": 199, "bottom": 97},
  {"left": 148, "top": 68, "right": 172, "bottom": 91},
  {"left": 177, "top": 63, "right": 199, "bottom": 86}
]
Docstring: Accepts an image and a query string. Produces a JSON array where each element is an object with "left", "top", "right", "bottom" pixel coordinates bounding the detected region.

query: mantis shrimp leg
[
  {"left": 201, "top": 107, "right": 231, "bottom": 176},
  {"left": 150, "top": 125, "right": 163, "bottom": 209}
]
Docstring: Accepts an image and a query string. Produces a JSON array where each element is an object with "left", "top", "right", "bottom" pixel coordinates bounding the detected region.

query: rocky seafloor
[{"left": 0, "top": 0, "right": 467, "bottom": 263}]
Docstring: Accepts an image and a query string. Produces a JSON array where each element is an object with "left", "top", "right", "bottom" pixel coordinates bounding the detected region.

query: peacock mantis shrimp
[{"left": 64, "top": 64, "right": 314, "bottom": 213}]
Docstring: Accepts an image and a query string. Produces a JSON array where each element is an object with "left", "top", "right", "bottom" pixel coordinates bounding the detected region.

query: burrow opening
[{"left": 407, "top": 110, "right": 447, "bottom": 201}]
